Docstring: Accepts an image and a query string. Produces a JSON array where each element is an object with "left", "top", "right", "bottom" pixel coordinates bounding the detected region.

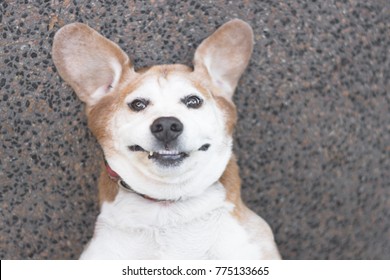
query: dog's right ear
[
  {"left": 193, "top": 19, "right": 253, "bottom": 100},
  {"left": 52, "top": 23, "right": 136, "bottom": 106}
]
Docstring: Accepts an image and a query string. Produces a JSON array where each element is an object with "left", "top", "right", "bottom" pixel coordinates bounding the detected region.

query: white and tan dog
[{"left": 52, "top": 19, "right": 280, "bottom": 259}]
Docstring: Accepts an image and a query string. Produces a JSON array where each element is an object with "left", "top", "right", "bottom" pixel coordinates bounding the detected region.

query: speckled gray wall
[{"left": 1, "top": 0, "right": 389, "bottom": 259}]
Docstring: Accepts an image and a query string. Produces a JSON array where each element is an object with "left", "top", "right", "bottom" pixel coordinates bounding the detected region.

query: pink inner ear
[
  {"left": 216, "top": 79, "right": 224, "bottom": 87},
  {"left": 89, "top": 78, "right": 115, "bottom": 106},
  {"left": 104, "top": 76, "right": 115, "bottom": 92},
  {"left": 105, "top": 83, "right": 113, "bottom": 92}
]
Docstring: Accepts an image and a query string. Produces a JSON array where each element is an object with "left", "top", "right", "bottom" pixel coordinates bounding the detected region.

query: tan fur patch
[
  {"left": 87, "top": 73, "right": 145, "bottom": 147},
  {"left": 219, "top": 155, "right": 245, "bottom": 220},
  {"left": 87, "top": 99, "right": 120, "bottom": 203},
  {"left": 118, "top": 75, "right": 145, "bottom": 102},
  {"left": 190, "top": 79, "right": 213, "bottom": 100},
  {"left": 145, "top": 64, "right": 192, "bottom": 77},
  {"left": 215, "top": 96, "right": 237, "bottom": 135},
  {"left": 98, "top": 163, "right": 118, "bottom": 205},
  {"left": 189, "top": 67, "right": 237, "bottom": 134},
  {"left": 87, "top": 94, "right": 117, "bottom": 150}
]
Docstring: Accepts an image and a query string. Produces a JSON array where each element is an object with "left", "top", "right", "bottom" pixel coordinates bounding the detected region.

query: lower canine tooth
[{"left": 149, "top": 151, "right": 154, "bottom": 156}]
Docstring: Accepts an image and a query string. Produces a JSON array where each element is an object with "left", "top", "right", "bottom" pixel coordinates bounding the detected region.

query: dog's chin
[{"left": 128, "top": 144, "right": 210, "bottom": 168}]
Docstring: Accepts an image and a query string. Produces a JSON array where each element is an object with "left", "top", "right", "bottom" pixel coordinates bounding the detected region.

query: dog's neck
[{"left": 104, "top": 159, "right": 179, "bottom": 203}]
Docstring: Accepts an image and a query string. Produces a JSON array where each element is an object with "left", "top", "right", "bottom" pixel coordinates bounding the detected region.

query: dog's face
[
  {"left": 92, "top": 67, "right": 235, "bottom": 200},
  {"left": 53, "top": 20, "right": 253, "bottom": 200}
]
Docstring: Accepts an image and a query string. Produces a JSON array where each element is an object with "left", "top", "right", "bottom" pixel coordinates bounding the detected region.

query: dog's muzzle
[{"left": 126, "top": 116, "right": 211, "bottom": 167}]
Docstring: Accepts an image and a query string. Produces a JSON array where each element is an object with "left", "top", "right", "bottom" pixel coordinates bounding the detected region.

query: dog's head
[{"left": 52, "top": 19, "right": 253, "bottom": 200}]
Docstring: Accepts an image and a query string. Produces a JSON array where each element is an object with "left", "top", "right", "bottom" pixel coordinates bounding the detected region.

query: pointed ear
[
  {"left": 52, "top": 23, "right": 135, "bottom": 106},
  {"left": 193, "top": 19, "right": 254, "bottom": 99}
]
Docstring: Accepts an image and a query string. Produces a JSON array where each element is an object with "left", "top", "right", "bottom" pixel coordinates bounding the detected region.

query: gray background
[{"left": 1, "top": 0, "right": 389, "bottom": 259}]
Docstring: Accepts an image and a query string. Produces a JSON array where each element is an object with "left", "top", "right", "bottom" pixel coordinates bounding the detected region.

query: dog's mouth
[{"left": 128, "top": 144, "right": 210, "bottom": 166}]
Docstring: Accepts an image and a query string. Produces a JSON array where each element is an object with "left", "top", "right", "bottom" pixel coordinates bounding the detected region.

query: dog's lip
[
  {"left": 128, "top": 145, "right": 147, "bottom": 152},
  {"left": 148, "top": 151, "right": 188, "bottom": 161},
  {"left": 128, "top": 144, "right": 210, "bottom": 167},
  {"left": 128, "top": 144, "right": 210, "bottom": 156}
]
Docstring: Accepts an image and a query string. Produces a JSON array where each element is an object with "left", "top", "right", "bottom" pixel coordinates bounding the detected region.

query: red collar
[{"left": 104, "top": 159, "right": 177, "bottom": 203}]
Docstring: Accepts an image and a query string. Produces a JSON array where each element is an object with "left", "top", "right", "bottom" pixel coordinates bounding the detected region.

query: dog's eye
[
  {"left": 182, "top": 95, "right": 203, "bottom": 109},
  {"left": 128, "top": 99, "right": 149, "bottom": 112}
]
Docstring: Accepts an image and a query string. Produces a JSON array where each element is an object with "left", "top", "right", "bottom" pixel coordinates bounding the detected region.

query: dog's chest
[
  {"left": 102, "top": 208, "right": 232, "bottom": 259},
  {"left": 81, "top": 184, "right": 260, "bottom": 259}
]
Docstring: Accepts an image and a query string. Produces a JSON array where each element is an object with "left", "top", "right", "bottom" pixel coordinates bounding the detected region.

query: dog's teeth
[
  {"left": 155, "top": 150, "right": 180, "bottom": 155},
  {"left": 149, "top": 151, "right": 154, "bottom": 157}
]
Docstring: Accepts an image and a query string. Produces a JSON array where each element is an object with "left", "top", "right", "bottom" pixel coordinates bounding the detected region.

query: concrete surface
[{"left": 0, "top": 0, "right": 389, "bottom": 259}]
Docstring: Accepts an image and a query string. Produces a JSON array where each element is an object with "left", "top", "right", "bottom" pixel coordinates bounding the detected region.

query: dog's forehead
[{"left": 123, "top": 65, "right": 212, "bottom": 101}]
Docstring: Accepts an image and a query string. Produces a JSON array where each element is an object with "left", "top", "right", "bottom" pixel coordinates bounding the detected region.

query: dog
[{"left": 52, "top": 19, "right": 280, "bottom": 259}]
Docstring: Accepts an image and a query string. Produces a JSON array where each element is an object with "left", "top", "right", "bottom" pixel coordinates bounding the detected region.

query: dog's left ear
[
  {"left": 193, "top": 19, "right": 254, "bottom": 99},
  {"left": 52, "top": 23, "right": 136, "bottom": 107}
]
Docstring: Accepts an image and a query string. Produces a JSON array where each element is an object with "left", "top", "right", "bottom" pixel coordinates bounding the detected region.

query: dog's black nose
[{"left": 150, "top": 117, "right": 183, "bottom": 144}]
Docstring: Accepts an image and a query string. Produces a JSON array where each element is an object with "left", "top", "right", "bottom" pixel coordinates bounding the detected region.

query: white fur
[{"left": 80, "top": 182, "right": 265, "bottom": 259}]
